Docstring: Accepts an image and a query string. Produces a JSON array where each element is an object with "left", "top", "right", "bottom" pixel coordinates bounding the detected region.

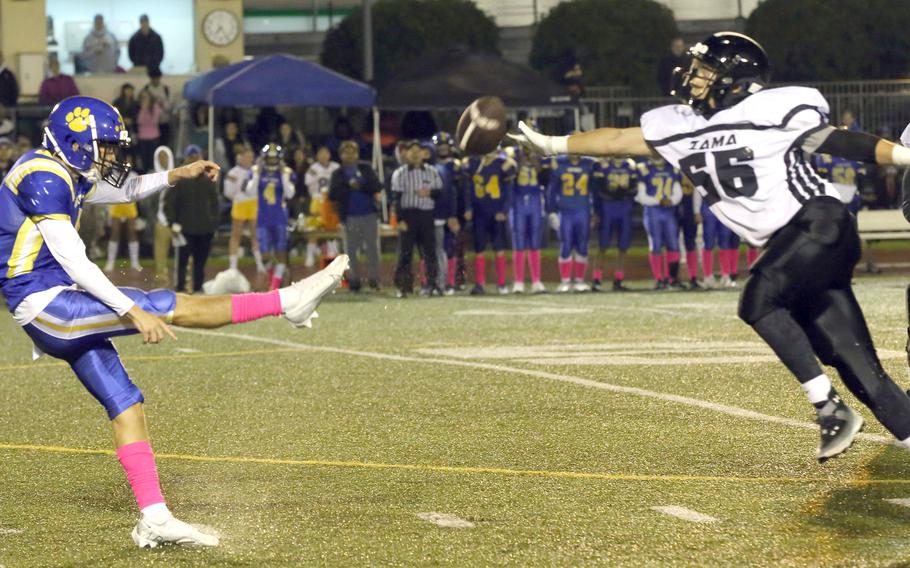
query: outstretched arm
[
  {"left": 803, "top": 126, "right": 910, "bottom": 168},
  {"left": 510, "top": 121, "right": 655, "bottom": 158},
  {"left": 86, "top": 160, "right": 221, "bottom": 205}
]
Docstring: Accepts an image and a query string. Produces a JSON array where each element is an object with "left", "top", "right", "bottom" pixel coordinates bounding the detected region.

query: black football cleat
[
  {"left": 469, "top": 284, "right": 485, "bottom": 296},
  {"left": 816, "top": 394, "right": 864, "bottom": 463}
]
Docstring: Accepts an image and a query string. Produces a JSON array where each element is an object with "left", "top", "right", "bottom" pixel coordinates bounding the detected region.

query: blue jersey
[
  {"left": 434, "top": 159, "right": 459, "bottom": 220},
  {"left": 514, "top": 163, "right": 544, "bottom": 200},
  {"left": 547, "top": 156, "right": 601, "bottom": 212},
  {"left": 639, "top": 161, "right": 680, "bottom": 209},
  {"left": 257, "top": 169, "right": 290, "bottom": 227},
  {"left": 0, "top": 149, "right": 93, "bottom": 312},
  {"left": 813, "top": 154, "right": 865, "bottom": 188},
  {"left": 466, "top": 154, "right": 515, "bottom": 215},
  {"left": 597, "top": 158, "right": 639, "bottom": 203}
]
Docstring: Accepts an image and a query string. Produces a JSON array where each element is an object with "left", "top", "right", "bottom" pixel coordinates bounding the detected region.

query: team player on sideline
[
  {"left": 547, "top": 154, "right": 602, "bottom": 292},
  {"left": 636, "top": 157, "right": 682, "bottom": 289},
  {"left": 592, "top": 157, "right": 638, "bottom": 291},
  {"left": 510, "top": 148, "right": 546, "bottom": 293},
  {"left": 512, "top": 32, "right": 910, "bottom": 463},
  {"left": 249, "top": 143, "right": 295, "bottom": 290},
  {"left": 678, "top": 175, "right": 701, "bottom": 288},
  {"left": 465, "top": 148, "right": 515, "bottom": 295},
  {"left": 0, "top": 96, "right": 348, "bottom": 547},
  {"left": 223, "top": 147, "right": 266, "bottom": 274},
  {"left": 693, "top": 187, "right": 741, "bottom": 288},
  {"left": 105, "top": 170, "right": 142, "bottom": 273}
]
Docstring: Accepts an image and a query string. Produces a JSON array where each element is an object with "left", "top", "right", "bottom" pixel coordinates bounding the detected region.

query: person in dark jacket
[
  {"left": 128, "top": 15, "right": 164, "bottom": 71},
  {"left": 0, "top": 51, "right": 19, "bottom": 107},
  {"left": 328, "top": 140, "right": 383, "bottom": 291},
  {"left": 165, "top": 145, "right": 220, "bottom": 292},
  {"left": 657, "top": 37, "right": 688, "bottom": 96}
]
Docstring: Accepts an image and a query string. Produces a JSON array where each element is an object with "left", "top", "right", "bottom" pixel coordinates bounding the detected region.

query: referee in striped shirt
[{"left": 391, "top": 140, "right": 443, "bottom": 297}]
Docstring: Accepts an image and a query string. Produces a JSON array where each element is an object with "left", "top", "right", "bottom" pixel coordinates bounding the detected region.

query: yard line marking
[
  {"left": 450, "top": 296, "right": 741, "bottom": 319},
  {"left": 884, "top": 498, "right": 910, "bottom": 508},
  {"left": 175, "top": 347, "right": 201, "bottom": 353},
  {"left": 651, "top": 506, "right": 718, "bottom": 523},
  {"left": 2, "top": 441, "right": 910, "bottom": 485},
  {"left": 176, "top": 328, "right": 895, "bottom": 448},
  {"left": 0, "top": 348, "right": 301, "bottom": 373},
  {"left": 454, "top": 307, "right": 590, "bottom": 317},
  {"left": 416, "top": 512, "right": 475, "bottom": 528},
  {"left": 0, "top": 528, "right": 23, "bottom": 535}
]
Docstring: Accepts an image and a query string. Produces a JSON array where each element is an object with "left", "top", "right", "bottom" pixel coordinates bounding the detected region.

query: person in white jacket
[{"left": 223, "top": 147, "right": 265, "bottom": 274}]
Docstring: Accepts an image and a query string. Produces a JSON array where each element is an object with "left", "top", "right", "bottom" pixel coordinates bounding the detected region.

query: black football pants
[
  {"left": 739, "top": 196, "right": 910, "bottom": 440},
  {"left": 394, "top": 209, "right": 437, "bottom": 293}
]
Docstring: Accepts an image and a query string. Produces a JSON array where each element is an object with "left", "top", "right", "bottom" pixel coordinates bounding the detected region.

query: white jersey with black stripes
[{"left": 640, "top": 86, "right": 840, "bottom": 246}]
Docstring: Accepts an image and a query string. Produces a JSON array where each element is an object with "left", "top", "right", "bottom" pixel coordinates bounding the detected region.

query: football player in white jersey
[{"left": 514, "top": 32, "right": 910, "bottom": 463}]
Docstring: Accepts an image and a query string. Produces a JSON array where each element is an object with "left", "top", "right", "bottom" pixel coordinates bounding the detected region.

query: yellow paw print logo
[{"left": 65, "top": 107, "right": 91, "bottom": 133}]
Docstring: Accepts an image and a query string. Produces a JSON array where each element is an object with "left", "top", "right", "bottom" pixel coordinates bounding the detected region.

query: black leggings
[{"left": 739, "top": 197, "right": 910, "bottom": 439}]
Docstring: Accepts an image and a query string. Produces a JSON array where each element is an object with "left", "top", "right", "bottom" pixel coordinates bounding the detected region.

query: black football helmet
[
  {"left": 671, "top": 32, "right": 770, "bottom": 115},
  {"left": 432, "top": 131, "right": 455, "bottom": 159}
]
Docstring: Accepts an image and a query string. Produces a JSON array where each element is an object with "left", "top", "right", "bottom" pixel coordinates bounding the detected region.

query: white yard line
[
  {"left": 416, "top": 512, "right": 475, "bottom": 528},
  {"left": 175, "top": 347, "right": 201, "bottom": 353},
  {"left": 0, "top": 528, "right": 23, "bottom": 535},
  {"left": 651, "top": 506, "right": 718, "bottom": 523},
  {"left": 450, "top": 296, "right": 741, "bottom": 320},
  {"left": 884, "top": 498, "right": 910, "bottom": 508},
  {"left": 177, "top": 328, "right": 895, "bottom": 447}
]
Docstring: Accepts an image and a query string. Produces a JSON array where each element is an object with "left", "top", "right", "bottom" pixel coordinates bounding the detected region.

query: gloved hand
[
  {"left": 508, "top": 121, "right": 569, "bottom": 156},
  {"left": 548, "top": 212, "right": 560, "bottom": 232},
  {"left": 171, "top": 223, "right": 183, "bottom": 234}
]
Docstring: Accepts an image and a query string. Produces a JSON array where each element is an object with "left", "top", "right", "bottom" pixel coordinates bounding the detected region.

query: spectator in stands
[
  {"left": 324, "top": 116, "right": 356, "bottom": 160},
  {"left": 303, "top": 146, "right": 340, "bottom": 266},
  {"left": 15, "top": 134, "right": 30, "bottom": 156},
  {"left": 38, "top": 58, "right": 79, "bottom": 106},
  {"left": 329, "top": 139, "right": 383, "bottom": 292},
  {"left": 278, "top": 122, "right": 302, "bottom": 163},
  {"left": 214, "top": 119, "right": 245, "bottom": 170},
  {"left": 128, "top": 14, "right": 164, "bottom": 71},
  {"left": 559, "top": 49, "right": 584, "bottom": 98},
  {"left": 165, "top": 145, "right": 220, "bottom": 293},
  {"left": 391, "top": 139, "right": 442, "bottom": 298},
  {"left": 0, "top": 106, "right": 13, "bottom": 138},
  {"left": 0, "top": 137, "right": 15, "bottom": 178},
  {"left": 152, "top": 145, "right": 174, "bottom": 282},
  {"left": 81, "top": 15, "right": 120, "bottom": 74},
  {"left": 841, "top": 109, "right": 861, "bottom": 132},
  {"left": 135, "top": 90, "right": 161, "bottom": 172},
  {"left": 248, "top": 106, "right": 283, "bottom": 150},
  {"left": 0, "top": 51, "right": 19, "bottom": 107},
  {"left": 188, "top": 104, "right": 210, "bottom": 151},
  {"left": 141, "top": 67, "right": 172, "bottom": 146},
  {"left": 113, "top": 83, "right": 139, "bottom": 137},
  {"left": 657, "top": 37, "right": 687, "bottom": 96}
]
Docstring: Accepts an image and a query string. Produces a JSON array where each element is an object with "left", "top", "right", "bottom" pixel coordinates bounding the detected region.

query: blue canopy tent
[{"left": 183, "top": 54, "right": 381, "bottom": 206}]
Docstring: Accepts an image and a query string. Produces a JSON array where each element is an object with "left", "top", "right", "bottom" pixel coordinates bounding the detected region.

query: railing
[{"left": 581, "top": 80, "right": 910, "bottom": 137}]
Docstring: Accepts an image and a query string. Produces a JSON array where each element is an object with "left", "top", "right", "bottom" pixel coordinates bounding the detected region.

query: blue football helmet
[
  {"left": 43, "top": 96, "right": 132, "bottom": 187},
  {"left": 260, "top": 143, "right": 284, "bottom": 171},
  {"left": 432, "top": 131, "right": 455, "bottom": 159}
]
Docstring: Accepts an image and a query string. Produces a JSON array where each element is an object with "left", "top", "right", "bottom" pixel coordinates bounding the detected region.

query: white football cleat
[
  {"left": 702, "top": 274, "right": 717, "bottom": 289},
  {"left": 531, "top": 282, "right": 546, "bottom": 294},
  {"left": 556, "top": 282, "right": 572, "bottom": 293},
  {"left": 573, "top": 281, "right": 590, "bottom": 292},
  {"left": 132, "top": 514, "right": 219, "bottom": 548},
  {"left": 284, "top": 254, "right": 349, "bottom": 328},
  {"left": 512, "top": 281, "right": 525, "bottom": 294}
]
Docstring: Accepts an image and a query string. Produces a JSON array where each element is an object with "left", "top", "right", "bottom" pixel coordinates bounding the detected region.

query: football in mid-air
[{"left": 456, "top": 96, "right": 507, "bottom": 155}]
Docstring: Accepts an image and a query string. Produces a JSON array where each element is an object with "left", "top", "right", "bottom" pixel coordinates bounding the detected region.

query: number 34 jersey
[{"left": 640, "top": 86, "right": 840, "bottom": 246}]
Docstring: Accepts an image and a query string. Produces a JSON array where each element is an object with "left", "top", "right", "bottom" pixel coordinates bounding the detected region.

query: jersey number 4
[{"left": 679, "top": 147, "right": 757, "bottom": 204}]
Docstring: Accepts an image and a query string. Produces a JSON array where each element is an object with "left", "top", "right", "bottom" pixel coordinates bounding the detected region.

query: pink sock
[
  {"left": 231, "top": 290, "right": 282, "bottom": 323},
  {"left": 702, "top": 250, "right": 714, "bottom": 278},
  {"left": 593, "top": 269, "right": 603, "bottom": 282},
  {"left": 662, "top": 252, "right": 670, "bottom": 277},
  {"left": 614, "top": 270, "right": 624, "bottom": 281},
  {"left": 686, "top": 251, "right": 698, "bottom": 279},
  {"left": 117, "top": 441, "right": 165, "bottom": 510},
  {"left": 719, "top": 249, "right": 731, "bottom": 276},
  {"left": 666, "top": 251, "right": 680, "bottom": 264},
  {"left": 475, "top": 256, "right": 486, "bottom": 287},
  {"left": 558, "top": 258, "right": 572, "bottom": 282},
  {"left": 269, "top": 275, "right": 282, "bottom": 291},
  {"left": 513, "top": 250, "right": 526, "bottom": 283},
  {"left": 447, "top": 257, "right": 456, "bottom": 287},
  {"left": 573, "top": 258, "right": 587, "bottom": 281},
  {"left": 529, "top": 250, "right": 542, "bottom": 283},
  {"left": 747, "top": 248, "right": 759, "bottom": 267},
  {"left": 731, "top": 248, "right": 741, "bottom": 276},
  {"left": 495, "top": 254, "right": 507, "bottom": 287},
  {"left": 648, "top": 253, "right": 663, "bottom": 280}
]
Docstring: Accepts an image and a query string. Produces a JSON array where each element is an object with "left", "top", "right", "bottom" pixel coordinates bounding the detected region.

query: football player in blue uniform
[
  {"left": 432, "top": 132, "right": 461, "bottom": 295},
  {"left": 636, "top": 157, "right": 682, "bottom": 289},
  {"left": 514, "top": 32, "right": 910, "bottom": 462},
  {"left": 509, "top": 147, "right": 546, "bottom": 293},
  {"left": 0, "top": 97, "right": 348, "bottom": 547},
  {"left": 547, "top": 155, "right": 602, "bottom": 292},
  {"left": 592, "top": 157, "right": 638, "bottom": 291},
  {"left": 249, "top": 143, "right": 295, "bottom": 290},
  {"left": 465, "top": 149, "right": 515, "bottom": 295}
]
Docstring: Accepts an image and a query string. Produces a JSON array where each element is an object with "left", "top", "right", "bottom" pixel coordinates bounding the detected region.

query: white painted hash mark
[
  {"left": 0, "top": 528, "right": 23, "bottom": 535},
  {"left": 416, "top": 512, "right": 475, "bottom": 528},
  {"left": 651, "top": 506, "right": 718, "bottom": 523},
  {"left": 175, "top": 348, "right": 201, "bottom": 353},
  {"left": 885, "top": 498, "right": 910, "bottom": 508}
]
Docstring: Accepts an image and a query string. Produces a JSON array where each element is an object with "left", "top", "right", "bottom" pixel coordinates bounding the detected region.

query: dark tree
[
  {"left": 321, "top": 0, "right": 499, "bottom": 85},
  {"left": 746, "top": 0, "right": 910, "bottom": 82},
  {"left": 529, "top": 0, "right": 678, "bottom": 93}
]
